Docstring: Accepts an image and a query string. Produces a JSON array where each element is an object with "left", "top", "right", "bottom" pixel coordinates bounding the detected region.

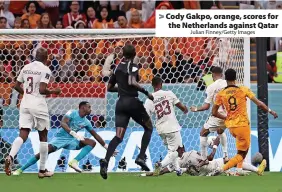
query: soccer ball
[
  {"left": 207, "top": 136, "right": 217, "bottom": 148},
  {"left": 251, "top": 152, "right": 263, "bottom": 166}
]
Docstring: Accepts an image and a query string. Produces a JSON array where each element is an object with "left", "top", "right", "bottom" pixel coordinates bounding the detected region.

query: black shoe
[
  {"left": 135, "top": 157, "right": 150, "bottom": 171},
  {"left": 99, "top": 159, "right": 108, "bottom": 180}
]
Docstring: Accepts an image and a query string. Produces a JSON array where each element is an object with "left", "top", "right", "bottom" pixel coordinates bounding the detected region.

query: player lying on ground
[
  {"left": 211, "top": 68, "right": 278, "bottom": 175},
  {"left": 13, "top": 101, "right": 117, "bottom": 175},
  {"left": 190, "top": 67, "right": 228, "bottom": 160},
  {"left": 142, "top": 137, "right": 266, "bottom": 177},
  {"left": 5, "top": 48, "right": 61, "bottom": 178},
  {"left": 100, "top": 44, "right": 154, "bottom": 180},
  {"left": 144, "top": 76, "right": 188, "bottom": 176}
]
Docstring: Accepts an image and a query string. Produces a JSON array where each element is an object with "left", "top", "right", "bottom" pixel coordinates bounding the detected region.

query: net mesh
[{"left": 0, "top": 35, "right": 246, "bottom": 172}]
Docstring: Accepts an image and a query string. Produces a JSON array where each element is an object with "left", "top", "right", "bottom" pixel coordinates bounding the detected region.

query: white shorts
[
  {"left": 204, "top": 116, "right": 226, "bottom": 132},
  {"left": 200, "top": 158, "right": 224, "bottom": 176},
  {"left": 19, "top": 108, "right": 50, "bottom": 131},
  {"left": 160, "top": 131, "right": 182, "bottom": 152}
]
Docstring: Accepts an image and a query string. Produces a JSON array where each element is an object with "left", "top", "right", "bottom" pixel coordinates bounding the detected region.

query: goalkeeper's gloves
[{"left": 69, "top": 131, "right": 84, "bottom": 141}]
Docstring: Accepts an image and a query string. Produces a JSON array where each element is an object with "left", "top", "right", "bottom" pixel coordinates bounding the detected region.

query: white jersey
[
  {"left": 205, "top": 79, "right": 227, "bottom": 115},
  {"left": 178, "top": 150, "right": 224, "bottom": 176},
  {"left": 144, "top": 90, "right": 181, "bottom": 134},
  {"left": 17, "top": 61, "right": 51, "bottom": 112}
]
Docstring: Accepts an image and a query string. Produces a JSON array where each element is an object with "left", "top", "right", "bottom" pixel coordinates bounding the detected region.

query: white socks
[
  {"left": 218, "top": 132, "right": 228, "bottom": 158},
  {"left": 161, "top": 151, "right": 178, "bottom": 168},
  {"left": 242, "top": 162, "right": 258, "bottom": 173},
  {"left": 9, "top": 137, "right": 24, "bottom": 159},
  {"left": 39, "top": 142, "right": 48, "bottom": 171},
  {"left": 200, "top": 136, "right": 208, "bottom": 159}
]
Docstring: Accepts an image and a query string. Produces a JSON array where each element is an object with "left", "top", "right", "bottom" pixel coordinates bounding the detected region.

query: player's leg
[
  {"left": 68, "top": 138, "right": 96, "bottom": 173},
  {"left": 13, "top": 144, "right": 56, "bottom": 175},
  {"left": 200, "top": 126, "right": 210, "bottom": 159},
  {"left": 222, "top": 126, "right": 250, "bottom": 172},
  {"left": 217, "top": 127, "right": 228, "bottom": 159},
  {"left": 5, "top": 108, "right": 33, "bottom": 176},
  {"left": 99, "top": 99, "right": 129, "bottom": 179},
  {"left": 37, "top": 128, "right": 50, "bottom": 178},
  {"left": 130, "top": 99, "right": 153, "bottom": 171}
]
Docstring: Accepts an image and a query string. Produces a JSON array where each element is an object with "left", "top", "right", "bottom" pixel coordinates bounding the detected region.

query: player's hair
[
  {"left": 211, "top": 66, "right": 223, "bottom": 74},
  {"left": 79, "top": 101, "right": 90, "bottom": 108},
  {"left": 122, "top": 44, "right": 136, "bottom": 59},
  {"left": 35, "top": 47, "right": 48, "bottom": 63},
  {"left": 152, "top": 76, "right": 162, "bottom": 87},
  {"left": 225, "top": 68, "right": 237, "bottom": 81}
]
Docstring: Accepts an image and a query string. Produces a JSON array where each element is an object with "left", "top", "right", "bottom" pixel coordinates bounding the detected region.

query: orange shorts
[{"left": 229, "top": 126, "right": 250, "bottom": 151}]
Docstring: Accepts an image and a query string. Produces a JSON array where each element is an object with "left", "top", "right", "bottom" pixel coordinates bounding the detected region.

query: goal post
[{"left": 0, "top": 30, "right": 251, "bottom": 173}]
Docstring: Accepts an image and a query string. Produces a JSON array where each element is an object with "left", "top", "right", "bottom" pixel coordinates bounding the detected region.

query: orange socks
[{"left": 223, "top": 154, "right": 244, "bottom": 171}]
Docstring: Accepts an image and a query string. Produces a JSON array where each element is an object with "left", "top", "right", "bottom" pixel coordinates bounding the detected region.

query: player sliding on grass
[
  {"left": 142, "top": 136, "right": 267, "bottom": 177},
  {"left": 144, "top": 76, "right": 188, "bottom": 176},
  {"left": 211, "top": 68, "right": 278, "bottom": 176},
  {"left": 190, "top": 66, "right": 228, "bottom": 160},
  {"left": 13, "top": 101, "right": 116, "bottom": 176}
]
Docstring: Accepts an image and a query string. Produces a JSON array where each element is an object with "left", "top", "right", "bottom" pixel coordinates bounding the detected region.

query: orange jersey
[{"left": 215, "top": 85, "right": 255, "bottom": 128}]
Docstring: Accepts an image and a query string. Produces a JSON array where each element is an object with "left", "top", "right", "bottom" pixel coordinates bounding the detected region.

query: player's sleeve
[
  {"left": 85, "top": 120, "right": 94, "bottom": 132},
  {"left": 64, "top": 110, "right": 74, "bottom": 120},
  {"left": 169, "top": 91, "right": 180, "bottom": 105},
  {"left": 129, "top": 64, "right": 140, "bottom": 82},
  {"left": 144, "top": 99, "right": 154, "bottom": 116},
  {"left": 214, "top": 92, "right": 223, "bottom": 106},
  {"left": 16, "top": 68, "right": 24, "bottom": 83},
  {"left": 108, "top": 69, "right": 117, "bottom": 85},
  {"left": 204, "top": 86, "right": 213, "bottom": 104},
  {"left": 40, "top": 68, "right": 51, "bottom": 84},
  {"left": 241, "top": 86, "right": 255, "bottom": 99}
]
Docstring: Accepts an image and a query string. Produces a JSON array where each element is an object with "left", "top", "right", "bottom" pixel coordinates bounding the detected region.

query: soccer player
[
  {"left": 211, "top": 68, "right": 278, "bottom": 175},
  {"left": 99, "top": 44, "right": 154, "bottom": 179},
  {"left": 190, "top": 66, "right": 228, "bottom": 160},
  {"left": 142, "top": 137, "right": 267, "bottom": 177},
  {"left": 5, "top": 48, "right": 61, "bottom": 178},
  {"left": 13, "top": 101, "right": 115, "bottom": 175},
  {"left": 144, "top": 76, "right": 188, "bottom": 176}
]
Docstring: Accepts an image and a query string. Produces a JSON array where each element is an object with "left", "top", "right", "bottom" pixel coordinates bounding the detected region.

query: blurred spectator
[
  {"left": 13, "top": 17, "right": 21, "bottom": 29},
  {"left": 62, "top": 1, "right": 87, "bottom": 28},
  {"left": 128, "top": 9, "right": 144, "bottom": 28},
  {"left": 55, "top": 20, "right": 63, "bottom": 29},
  {"left": 200, "top": 1, "right": 224, "bottom": 9},
  {"left": 37, "top": 13, "right": 54, "bottom": 29},
  {"left": 0, "top": 16, "right": 7, "bottom": 29},
  {"left": 0, "top": 1, "right": 14, "bottom": 28},
  {"left": 114, "top": 15, "right": 128, "bottom": 28},
  {"left": 139, "top": 56, "right": 153, "bottom": 83},
  {"left": 86, "top": 6, "right": 95, "bottom": 28},
  {"left": 88, "top": 57, "right": 103, "bottom": 83},
  {"left": 21, "top": 1, "right": 41, "bottom": 29},
  {"left": 93, "top": 6, "right": 113, "bottom": 29},
  {"left": 38, "top": 1, "right": 59, "bottom": 26},
  {"left": 183, "top": 1, "right": 201, "bottom": 9},
  {"left": 20, "top": 18, "right": 30, "bottom": 29},
  {"left": 144, "top": 2, "right": 174, "bottom": 28},
  {"left": 141, "top": 0, "right": 155, "bottom": 22},
  {"left": 74, "top": 20, "right": 86, "bottom": 29},
  {"left": 8, "top": 1, "right": 27, "bottom": 17}
]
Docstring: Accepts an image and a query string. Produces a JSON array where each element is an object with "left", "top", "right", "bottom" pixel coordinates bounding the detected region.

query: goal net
[{"left": 0, "top": 30, "right": 250, "bottom": 173}]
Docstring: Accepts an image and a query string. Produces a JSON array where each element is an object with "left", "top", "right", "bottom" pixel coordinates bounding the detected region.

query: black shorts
[{"left": 115, "top": 97, "right": 150, "bottom": 128}]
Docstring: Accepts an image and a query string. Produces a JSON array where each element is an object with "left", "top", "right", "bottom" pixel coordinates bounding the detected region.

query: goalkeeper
[{"left": 13, "top": 101, "right": 116, "bottom": 175}]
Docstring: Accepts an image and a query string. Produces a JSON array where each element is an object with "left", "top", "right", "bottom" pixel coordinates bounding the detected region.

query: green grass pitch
[{"left": 1, "top": 173, "right": 282, "bottom": 192}]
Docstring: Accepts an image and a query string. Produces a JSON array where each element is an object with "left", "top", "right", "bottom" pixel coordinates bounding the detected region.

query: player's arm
[
  {"left": 211, "top": 104, "right": 226, "bottom": 120},
  {"left": 190, "top": 87, "right": 212, "bottom": 112},
  {"left": 128, "top": 69, "right": 153, "bottom": 100},
  {"left": 39, "top": 71, "right": 61, "bottom": 95},
  {"left": 107, "top": 72, "right": 118, "bottom": 92},
  {"left": 61, "top": 115, "right": 84, "bottom": 141},
  {"left": 250, "top": 97, "right": 278, "bottom": 119},
  {"left": 206, "top": 137, "right": 220, "bottom": 161},
  {"left": 170, "top": 91, "right": 188, "bottom": 114},
  {"left": 14, "top": 81, "right": 24, "bottom": 95},
  {"left": 88, "top": 129, "right": 107, "bottom": 148}
]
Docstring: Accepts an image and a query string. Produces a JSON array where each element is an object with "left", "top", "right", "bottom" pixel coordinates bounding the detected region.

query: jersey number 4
[
  {"left": 155, "top": 100, "right": 171, "bottom": 119},
  {"left": 26, "top": 77, "right": 33, "bottom": 94}
]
